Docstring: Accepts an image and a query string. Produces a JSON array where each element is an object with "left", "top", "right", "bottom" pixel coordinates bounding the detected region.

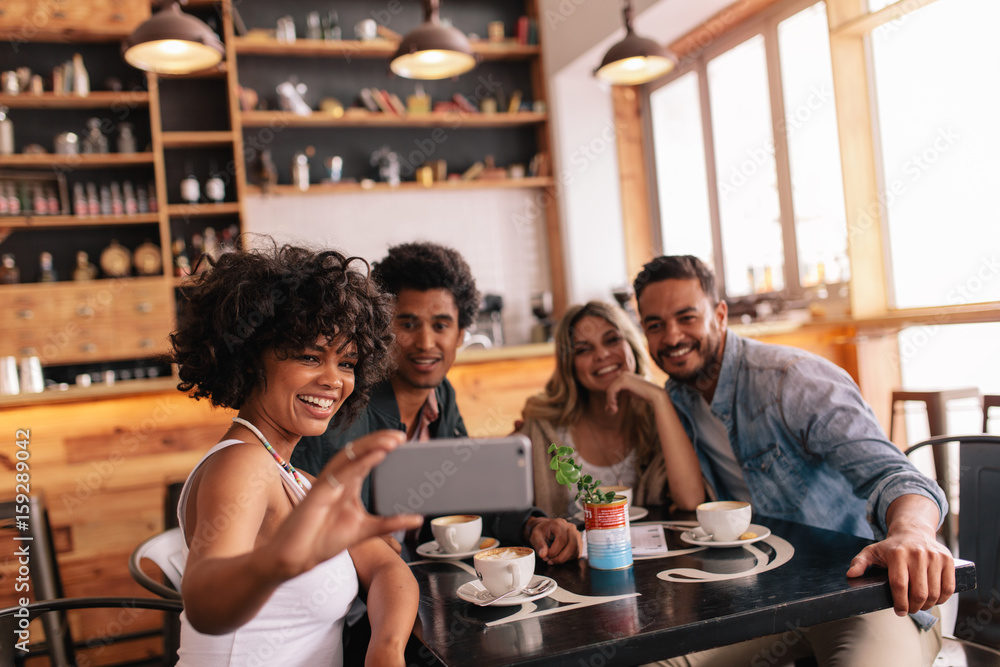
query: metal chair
[
  {"left": 904, "top": 434, "right": 1000, "bottom": 666},
  {"left": 128, "top": 527, "right": 185, "bottom": 601},
  {"left": 983, "top": 395, "right": 1000, "bottom": 433},
  {"left": 890, "top": 388, "right": 981, "bottom": 554},
  {"left": 0, "top": 493, "right": 74, "bottom": 666},
  {"left": 0, "top": 597, "right": 182, "bottom": 667}
]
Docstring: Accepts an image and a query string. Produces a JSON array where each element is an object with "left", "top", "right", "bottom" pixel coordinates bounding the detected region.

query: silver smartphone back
[{"left": 371, "top": 435, "right": 534, "bottom": 515}]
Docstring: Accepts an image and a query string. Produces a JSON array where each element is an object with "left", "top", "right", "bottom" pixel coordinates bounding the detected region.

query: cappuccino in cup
[
  {"left": 474, "top": 547, "right": 534, "bottom": 597},
  {"left": 430, "top": 514, "right": 482, "bottom": 553}
]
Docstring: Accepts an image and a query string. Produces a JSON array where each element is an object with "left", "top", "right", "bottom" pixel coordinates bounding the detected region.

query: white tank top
[{"left": 175, "top": 440, "right": 358, "bottom": 667}]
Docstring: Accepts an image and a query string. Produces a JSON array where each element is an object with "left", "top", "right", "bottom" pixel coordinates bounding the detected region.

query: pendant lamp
[
  {"left": 123, "top": 2, "right": 225, "bottom": 75},
  {"left": 595, "top": 1, "right": 675, "bottom": 86},
  {"left": 390, "top": 0, "right": 476, "bottom": 80}
]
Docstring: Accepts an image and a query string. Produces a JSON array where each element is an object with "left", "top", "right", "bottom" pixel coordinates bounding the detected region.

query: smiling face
[
  {"left": 637, "top": 278, "right": 728, "bottom": 399},
  {"left": 245, "top": 335, "right": 357, "bottom": 444},
  {"left": 570, "top": 314, "right": 637, "bottom": 395},
  {"left": 391, "top": 287, "right": 464, "bottom": 391}
]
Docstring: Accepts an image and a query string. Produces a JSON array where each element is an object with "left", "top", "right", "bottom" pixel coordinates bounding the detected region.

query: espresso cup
[
  {"left": 474, "top": 546, "right": 535, "bottom": 597},
  {"left": 696, "top": 500, "right": 752, "bottom": 542},
  {"left": 430, "top": 514, "right": 482, "bottom": 554}
]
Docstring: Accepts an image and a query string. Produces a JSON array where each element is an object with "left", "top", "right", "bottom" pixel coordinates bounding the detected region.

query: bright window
[
  {"left": 647, "top": 1, "right": 846, "bottom": 302},
  {"left": 649, "top": 71, "right": 714, "bottom": 268},
  {"left": 871, "top": 0, "right": 1000, "bottom": 308}
]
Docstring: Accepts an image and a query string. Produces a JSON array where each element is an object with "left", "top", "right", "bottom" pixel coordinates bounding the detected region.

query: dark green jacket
[{"left": 291, "top": 378, "right": 543, "bottom": 546}]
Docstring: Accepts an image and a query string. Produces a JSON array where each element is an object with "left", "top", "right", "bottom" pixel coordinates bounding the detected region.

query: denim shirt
[{"left": 666, "top": 332, "right": 946, "bottom": 630}]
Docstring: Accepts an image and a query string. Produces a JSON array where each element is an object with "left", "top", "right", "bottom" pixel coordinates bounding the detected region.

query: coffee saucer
[
  {"left": 416, "top": 537, "right": 499, "bottom": 560},
  {"left": 574, "top": 505, "right": 649, "bottom": 522},
  {"left": 457, "top": 575, "right": 557, "bottom": 607},
  {"left": 679, "top": 523, "right": 771, "bottom": 548}
]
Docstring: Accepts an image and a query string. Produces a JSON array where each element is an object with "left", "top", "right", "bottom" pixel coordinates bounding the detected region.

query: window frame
[{"left": 642, "top": 0, "right": 847, "bottom": 305}]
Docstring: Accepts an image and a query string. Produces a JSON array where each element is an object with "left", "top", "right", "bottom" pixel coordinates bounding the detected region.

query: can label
[{"left": 584, "top": 499, "right": 628, "bottom": 529}]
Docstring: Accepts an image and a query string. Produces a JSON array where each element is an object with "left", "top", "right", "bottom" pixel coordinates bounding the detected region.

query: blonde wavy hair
[{"left": 522, "top": 301, "right": 659, "bottom": 469}]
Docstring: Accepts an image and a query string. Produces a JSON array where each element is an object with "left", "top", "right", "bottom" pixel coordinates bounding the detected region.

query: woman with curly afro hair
[{"left": 169, "top": 240, "right": 422, "bottom": 667}]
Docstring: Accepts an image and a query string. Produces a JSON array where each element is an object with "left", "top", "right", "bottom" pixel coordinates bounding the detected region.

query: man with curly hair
[{"left": 293, "top": 241, "right": 581, "bottom": 564}]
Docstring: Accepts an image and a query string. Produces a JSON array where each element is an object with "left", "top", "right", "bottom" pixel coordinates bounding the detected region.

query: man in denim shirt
[{"left": 633, "top": 256, "right": 953, "bottom": 667}]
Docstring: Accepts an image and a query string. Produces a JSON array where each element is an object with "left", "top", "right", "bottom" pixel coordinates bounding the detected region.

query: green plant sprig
[{"left": 548, "top": 443, "right": 617, "bottom": 505}]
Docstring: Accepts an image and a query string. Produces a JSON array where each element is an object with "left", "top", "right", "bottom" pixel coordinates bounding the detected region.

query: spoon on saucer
[{"left": 476, "top": 579, "right": 553, "bottom": 606}]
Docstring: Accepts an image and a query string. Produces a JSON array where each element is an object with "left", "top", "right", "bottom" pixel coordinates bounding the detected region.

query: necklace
[{"left": 231, "top": 416, "right": 305, "bottom": 490}]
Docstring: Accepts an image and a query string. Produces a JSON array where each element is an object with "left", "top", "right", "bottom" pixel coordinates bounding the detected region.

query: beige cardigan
[{"left": 519, "top": 417, "right": 672, "bottom": 518}]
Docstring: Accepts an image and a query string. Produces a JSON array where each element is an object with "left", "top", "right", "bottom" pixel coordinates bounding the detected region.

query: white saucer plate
[
  {"left": 679, "top": 523, "right": 771, "bottom": 548},
  {"left": 457, "top": 575, "right": 557, "bottom": 607},
  {"left": 574, "top": 505, "right": 649, "bottom": 522},
  {"left": 416, "top": 537, "right": 499, "bottom": 560}
]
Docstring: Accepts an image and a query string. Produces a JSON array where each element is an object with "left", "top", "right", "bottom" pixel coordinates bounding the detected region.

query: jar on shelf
[
  {"left": 116, "top": 122, "right": 136, "bottom": 154},
  {"left": 81, "top": 118, "right": 108, "bottom": 154}
]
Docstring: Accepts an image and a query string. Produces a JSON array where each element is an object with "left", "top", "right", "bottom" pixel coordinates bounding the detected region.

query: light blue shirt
[{"left": 666, "top": 331, "right": 946, "bottom": 630}]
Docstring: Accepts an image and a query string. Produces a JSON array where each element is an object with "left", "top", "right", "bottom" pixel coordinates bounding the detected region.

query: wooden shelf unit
[
  {"left": 232, "top": 36, "right": 540, "bottom": 60},
  {"left": 0, "top": 153, "right": 156, "bottom": 168},
  {"left": 244, "top": 177, "right": 554, "bottom": 196},
  {"left": 161, "top": 131, "right": 239, "bottom": 148},
  {"left": 166, "top": 202, "right": 242, "bottom": 217},
  {"left": 0, "top": 213, "right": 161, "bottom": 228},
  {"left": 240, "top": 110, "right": 548, "bottom": 128},
  {"left": 0, "top": 91, "right": 150, "bottom": 108}
]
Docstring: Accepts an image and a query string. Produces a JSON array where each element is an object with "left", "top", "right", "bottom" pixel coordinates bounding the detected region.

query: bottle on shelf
[
  {"left": 0, "top": 253, "right": 20, "bottom": 284},
  {"left": 0, "top": 105, "right": 13, "bottom": 156},
  {"left": 147, "top": 180, "right": 158, "bottom": 212},
  {"left": 86, "top": 182, "right": 99, "bottom": 216},
  {"left": 99, "top": 184, "right": 112, "bottom": 215},
  {"left": 73, "top": 183, "right": 87, "bottom": 217},
  {"left": 180, "top": 162, "right": 200, "bottom": 204},
  {"left": 122, "top": 180, "right": 138, "bottom": 215},
  {"left": 6, "top": 182, "right": 21, "bottom": 215},
  {"left": 72, "top": 53, "right": 89, "bottom": 97},
  {"left": 110, "top": 181, "right": 124, "bottom": 215},
  {"left": 203, "top": 227, "right": 221, "bottom": 261},
  {"left": 39, "top": 251, "right": 57, "bottom": 282},
  {"left": 46, "top": 186, "right": 59, "bottom": 215},
  {"left": 205, "top": 161, "right": 225, "bottom": 203},
  {"left": 32, "top": 184, "right": 47, "bottom": 215},
  {"left": 292, "top": 151, "right": 310, "bottom": 191},
  {"left": 136, "top": 182, "right": 149, "bottom": 213},
  {"left": 72, "top": 251, "right": 97, "bottom": 281},
  {"left": 306, "top": 11, "right": 322, "bottom": 40},
  {"left": 322, "top": 11, "right": 341, "bottom": 40},
  {"left": 116, "top": 122, "right": 136, "bottom": 154}
]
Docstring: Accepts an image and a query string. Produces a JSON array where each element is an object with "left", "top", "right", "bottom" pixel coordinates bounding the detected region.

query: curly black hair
[
  {"left": 371, "top": 242, "right": 480, "bottom": 330},
  {"left": 633, "top": 255, "right": 719, "bottom": 305},
  {"left": 169, "top": 240, "right": 394, "bottom": 427}
]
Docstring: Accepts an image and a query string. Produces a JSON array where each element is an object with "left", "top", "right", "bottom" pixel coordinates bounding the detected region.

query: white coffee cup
[
  {"left": 474, "top": 546, "right": 535, "bottom": 597},
  {"left": 430, "top": 514, "right": 482, "bottom": 554},
  {"left": 696, "top": 500, "right": 752, "bottom": 542}
]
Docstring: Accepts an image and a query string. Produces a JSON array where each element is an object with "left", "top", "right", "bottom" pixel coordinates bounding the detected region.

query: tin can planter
[{"left": 584, "top": 495, "right": 633, "bottom": 570}]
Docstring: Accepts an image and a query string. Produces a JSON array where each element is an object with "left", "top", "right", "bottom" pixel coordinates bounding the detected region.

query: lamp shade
[
  {"left": 595, "top": 2, "right": 675, "bottom": 86},
  {"left": 123, "top": 3, "right": 225, "bottom": 75},
  {"left": 390, "top": 0, "right": 476, "bottom": 80}
]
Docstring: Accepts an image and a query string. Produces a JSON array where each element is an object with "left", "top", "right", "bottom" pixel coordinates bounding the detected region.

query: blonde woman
[{"left": 518, "top": 301, "right": 704, "bottom": 517}]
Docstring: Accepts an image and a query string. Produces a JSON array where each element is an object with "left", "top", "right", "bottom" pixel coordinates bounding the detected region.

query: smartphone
[{"left": 371, "top": 435, "right": 534, "bottom": 516}]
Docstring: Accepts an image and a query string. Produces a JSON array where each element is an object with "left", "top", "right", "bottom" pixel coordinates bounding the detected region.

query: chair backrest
[
  {"left": 0, "top": 597, "right": 182, "bottom": 667},
  {"left": 905, "top": 434, "right": 1000, "bottom": 649},
  {"left": 0, "top": 493, "right": 75, "bottom": 666},
  {"left": 983, "top": 395, "right": 1000, "bottom": 433},
  {"left": 128, "top": 527, "right": 186, "bottom": 601}
]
